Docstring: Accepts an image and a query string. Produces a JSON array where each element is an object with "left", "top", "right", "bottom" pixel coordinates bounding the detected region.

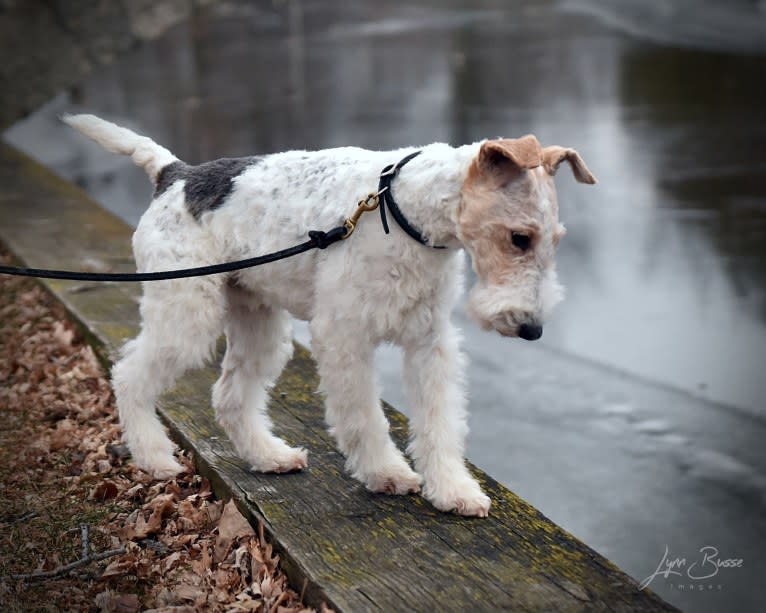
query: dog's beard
[
  {"left": 539, "top": 268, "right": 565, "bottom": 320},
  {"left": 466, "top": 273, "right": 563, "bottom": 336}
]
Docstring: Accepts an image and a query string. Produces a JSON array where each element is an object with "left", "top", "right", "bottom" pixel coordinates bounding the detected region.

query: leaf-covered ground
[{"left": 0, "top": 253, "right": 329, "bottom": 612}]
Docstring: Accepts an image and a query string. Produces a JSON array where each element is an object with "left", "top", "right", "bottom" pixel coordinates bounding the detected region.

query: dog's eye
[{"left": 511, "top": 232, "right": 531, "bottom": 252}]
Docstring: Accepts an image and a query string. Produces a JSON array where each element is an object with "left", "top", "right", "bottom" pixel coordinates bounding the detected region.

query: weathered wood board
[{"left": 0, "top": 142, "right": 677, "bottom": 612}]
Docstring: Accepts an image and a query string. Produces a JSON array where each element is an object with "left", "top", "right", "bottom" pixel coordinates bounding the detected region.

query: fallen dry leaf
[
  {"left": 215, "top": 500, "right": 255, "bottom": 562},
  {"left": 49, "top": 418, "right": 77, "bottom": 451},
  {"left": 101, "top": 555, "right": 138, "bottom": 579},
  {"left": 51, "top": 320, "right": 75, "bottom": 348},
  {"left": 91, "top": 479, "right": 119, "bottom": 501},
  {"left": 94, "top": 590, "right": 141, "bottom": 613},
  {"left": 115, "top": 593, "right": 140, "bottom": 613}
]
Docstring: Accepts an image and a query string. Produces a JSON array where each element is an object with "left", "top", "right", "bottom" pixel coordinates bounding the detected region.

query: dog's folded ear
[
  {"left": 543, "top": 146, "right": 597, "bottom": 184},
  {"left": 479, "top": 136, "right": 542, "bottom": 171},
  {"left": 477, "top": 136, "right": 543, "bottom": 184}
]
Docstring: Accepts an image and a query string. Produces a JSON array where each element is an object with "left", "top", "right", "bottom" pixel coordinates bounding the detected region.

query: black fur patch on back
[
  {"left": 154, "top": 157, "right": 261, "bottom": 221},
  {"left": 154, "top": 161, "right": 186, "bottom": 198},
  {"left": 184, "top": 157, "right": 260, "bottom": 220}
]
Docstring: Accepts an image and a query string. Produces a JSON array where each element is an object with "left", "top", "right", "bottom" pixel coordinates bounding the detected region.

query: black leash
[
  {"left": 0, "top": 152, "right": 440, "bottom": 283},
  {"left": 0, "top": 227, "right": 347, "bottom": 282}
]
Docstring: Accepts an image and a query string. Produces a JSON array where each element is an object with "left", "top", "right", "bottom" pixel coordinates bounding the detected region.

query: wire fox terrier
[{"left": 64, "top": 114, "right": 595, "bottom": 517}]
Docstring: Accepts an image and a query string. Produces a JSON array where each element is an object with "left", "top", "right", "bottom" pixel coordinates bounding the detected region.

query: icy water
[{"left": 5, "top": 1, "right": 766, "bottom": 610}]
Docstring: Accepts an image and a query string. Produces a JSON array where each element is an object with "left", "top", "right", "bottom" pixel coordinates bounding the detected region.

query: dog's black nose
[{"left": 518, "top": 323, "right": 543, "bottom": 341}]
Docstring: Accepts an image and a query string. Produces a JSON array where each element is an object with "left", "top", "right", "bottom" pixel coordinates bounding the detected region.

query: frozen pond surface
[{"left": 5, "top": 1, "right": 766, "bottom": 610}]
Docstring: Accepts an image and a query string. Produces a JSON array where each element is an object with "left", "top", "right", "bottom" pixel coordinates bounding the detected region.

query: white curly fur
[{"left": 65, "top": 114, "right": 595, "bottom": 517}]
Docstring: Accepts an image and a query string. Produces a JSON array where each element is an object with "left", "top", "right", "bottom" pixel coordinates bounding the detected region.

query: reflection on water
[
  {"left": 620, "top": 46, "right": 766, "bottom": 319},
  {"left": 4, "top": 1, "right": 766, "bottom": 610},
  {"left": 564, "top": 0, "right": 766, "bottom": 54},
  {"left": 544, "top": 39, "right": 766, "bottom": 415}
]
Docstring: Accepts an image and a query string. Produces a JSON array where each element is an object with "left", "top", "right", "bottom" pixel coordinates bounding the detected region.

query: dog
[{"left": 63, "top": 114, "right": 595, "bottom": 517}]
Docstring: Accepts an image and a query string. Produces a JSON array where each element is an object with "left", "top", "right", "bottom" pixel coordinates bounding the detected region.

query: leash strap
[
  {"left": 0, "top": 227, "right": 347, "bottom": 282},
  {"left": 377, "top": 151, "right": 445, "bottom": 249},
  {"left": 0, "top": 151, "right": 442, "bottom": 282}
]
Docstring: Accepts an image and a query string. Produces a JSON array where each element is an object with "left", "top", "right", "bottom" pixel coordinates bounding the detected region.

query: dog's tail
[{"left": 61, "top": 114, "right": 177, "bottom": 183}]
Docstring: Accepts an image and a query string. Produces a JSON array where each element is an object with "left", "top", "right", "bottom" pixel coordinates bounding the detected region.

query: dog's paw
[
  {"left": 134, "top": 453, "right": 184, "bottom": 480},
  {"left": 364, "top": 463, "right": 422, "bottom": 495},
  {"left": 448, "top": 491, "right": 492, "bottom": 517},
  {"left": 425, "top": 478, "right": 491, "bottom": 517},
  {"left": 127, "top": 433, "right": 184, "bottom": 480},
  {"left": 251, "top": 445, "right": 308, "bottom": 474}
]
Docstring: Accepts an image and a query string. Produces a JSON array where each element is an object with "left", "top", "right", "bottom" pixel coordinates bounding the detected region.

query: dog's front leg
[
  {"left": 403, "top": 323, "right": 491, "bottom": 517},
  {"left": 310, "top": 316, "right": 421, "bottom": 495}
]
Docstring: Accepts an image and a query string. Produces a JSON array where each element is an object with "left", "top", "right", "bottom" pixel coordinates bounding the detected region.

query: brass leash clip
[{"left": 343, "top": 188, "right": 388, "bottom": 239}]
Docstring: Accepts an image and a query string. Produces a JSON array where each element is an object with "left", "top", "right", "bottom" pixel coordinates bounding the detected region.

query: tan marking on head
[
  {"left": 459, "top": 137, "right": 551, "bottom": 284},
  {"left": 467, "top": 135, "right": 544, "bottom": 189},
  {"left": 458, "top": 137, "right": 597, "bottom": 336},
  {"left": 485, "top": 135, "right": 543, "bottom": 169},
  {"left": 542, "top": 146, "right": 597, "bottom": 184},
  {"left": 458, "top": 136, "right": 588, "bottom": 335}
]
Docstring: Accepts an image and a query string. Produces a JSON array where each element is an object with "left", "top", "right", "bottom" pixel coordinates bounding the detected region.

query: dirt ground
[{"left": 0, "top": 254, "right": 328, "bottom": 612}]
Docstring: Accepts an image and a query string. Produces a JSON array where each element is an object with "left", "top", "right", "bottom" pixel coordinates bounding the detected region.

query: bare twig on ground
[
  {"left": 80, "top": 523, "right": 89, "bottom": 560},
  {"left": 0, "top": 511, "right": 40, "bottom": 528},
  {"left": 7, "top": 544, "right": 127, "bottom": 582}
]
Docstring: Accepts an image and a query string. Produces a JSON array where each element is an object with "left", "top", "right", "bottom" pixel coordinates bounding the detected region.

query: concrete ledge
[{"left": 0, "top": 142, "right": 677, "bottom": 612}]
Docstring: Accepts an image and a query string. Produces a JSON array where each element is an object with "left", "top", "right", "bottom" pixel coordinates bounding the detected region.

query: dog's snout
[{"left": 518, "top": 323, "right": 543, "bottom": 341}]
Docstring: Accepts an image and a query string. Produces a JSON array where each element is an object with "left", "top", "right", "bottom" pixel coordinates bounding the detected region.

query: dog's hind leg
[
  {"left": 112, "top": 276, "right": 225, "bottom": 479},
  {"left": 212, "top": 284, "right": 307, "bottom": 473}
]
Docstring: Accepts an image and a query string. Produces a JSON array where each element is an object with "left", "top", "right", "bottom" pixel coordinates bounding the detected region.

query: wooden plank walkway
[{"left": 0, "top": 142, "right": 676, "bottom": 612}]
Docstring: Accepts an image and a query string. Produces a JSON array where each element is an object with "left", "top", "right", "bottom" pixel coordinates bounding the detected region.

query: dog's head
[{"left": 457, "top": 136, "right": 596, "bottom": 340}]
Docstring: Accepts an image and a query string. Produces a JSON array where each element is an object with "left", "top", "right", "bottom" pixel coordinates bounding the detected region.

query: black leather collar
[{"left": 378, "top": 151, "right": 445, "bottom": 249}]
